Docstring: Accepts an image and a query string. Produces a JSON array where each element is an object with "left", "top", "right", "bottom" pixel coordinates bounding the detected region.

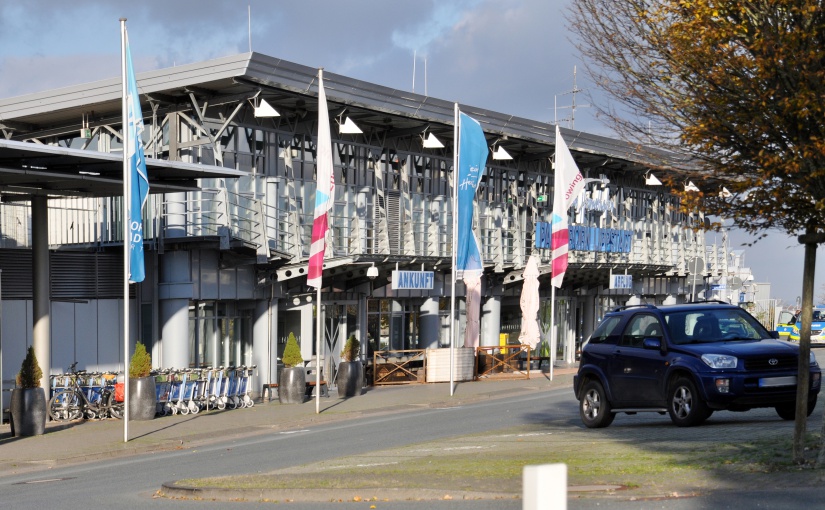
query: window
[
  {"left": 664, "top": 309, "right": 768, "bottom": 344},
  {"left": 621, "top": 314, "right": 662, "bottom": 347},
  {"left": 587, "top": 316, "right": 622, "bottom": 345}
]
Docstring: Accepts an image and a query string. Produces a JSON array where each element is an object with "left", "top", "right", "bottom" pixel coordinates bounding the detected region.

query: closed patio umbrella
[
  {"left": 463, "top": 271, "right": 482, "bottom": 348},
  {"left": 518, "top": 255, "right": 541, "bottom": 349}
]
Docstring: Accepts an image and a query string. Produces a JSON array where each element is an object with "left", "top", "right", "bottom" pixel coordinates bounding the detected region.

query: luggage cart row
[
  {"left": 48, "top": 365, "right": 256, "bottom": 420},
  {"left": 154, "top": 366, "right": 256, "bottom": 416}
]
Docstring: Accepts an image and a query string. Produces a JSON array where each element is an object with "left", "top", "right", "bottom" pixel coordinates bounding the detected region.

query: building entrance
[{"left": 367, "top": 299, "right": 420, "bottom": 353}]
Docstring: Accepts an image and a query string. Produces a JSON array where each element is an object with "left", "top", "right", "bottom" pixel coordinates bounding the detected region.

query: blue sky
[{"left": 0, "top": 0, "right": 819, "bottom": 305}]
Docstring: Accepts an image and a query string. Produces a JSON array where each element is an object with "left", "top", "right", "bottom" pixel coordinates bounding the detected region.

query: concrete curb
[
  {"left": 159, "top": 482, "right": 521, "bottom": 503},
  {"left": 158, "top": 481, "right": 625, "bottom": 503}
]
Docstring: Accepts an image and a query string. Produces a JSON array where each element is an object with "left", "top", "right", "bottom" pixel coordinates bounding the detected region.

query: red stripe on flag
[
  {"left": 552, "top": 253, "right": 568, "bottom": 278},
  {"left": 551, "top": 228, "right": 568, "bottom": 249},
  {"left": 307, "top": 213, "right": 328, "bottom": 282}
]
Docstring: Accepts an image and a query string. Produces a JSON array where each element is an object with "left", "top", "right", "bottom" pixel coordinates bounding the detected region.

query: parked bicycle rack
[{"left": 48, "top": 365, "right": 122, "bottom": 421}]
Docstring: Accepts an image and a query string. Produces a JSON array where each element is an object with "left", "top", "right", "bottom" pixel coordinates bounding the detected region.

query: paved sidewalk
[{"left": 0, "top": 369, "right": 576, "bottom": 476}]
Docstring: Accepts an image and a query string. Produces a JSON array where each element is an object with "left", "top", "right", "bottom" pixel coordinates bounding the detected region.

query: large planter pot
[
  {"left": 336, "top": 361, "right": 364, "bottom": 398},
  {"left": 278, "top": 367, "right": 306, "bottom": 404},
  {"left": 128, "top": 376, "right": 157, "bottom": 420},
  {"left": 10, "top": 387, "right": 47, "bottom": 437}
]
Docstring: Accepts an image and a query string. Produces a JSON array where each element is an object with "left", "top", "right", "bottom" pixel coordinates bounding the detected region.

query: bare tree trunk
[{"left": 794, "top": 235, "right": 817, "bottom": 463}]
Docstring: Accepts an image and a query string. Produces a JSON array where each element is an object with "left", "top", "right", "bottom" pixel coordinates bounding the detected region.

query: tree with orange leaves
[{"left": 568, "top": 0, "right": 825, "bottom": 465}]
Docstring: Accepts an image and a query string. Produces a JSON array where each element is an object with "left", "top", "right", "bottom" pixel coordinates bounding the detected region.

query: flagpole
[
  {"left": 549, "top": 286, "right": 555, "bottom": 381},
  {"left": 315, "top": 68, "right": 324, "bottom": 415},
  {"left": 550, "top": 125, "right": 586, "bottom": 383},
  {"left": 308, "top": 68, "right": 333, "bottom": 414},
  {"left": 119, "top": 17, "right": 130, "bottom": 443},
  {"left": 316, "top": 284, "right": 321, "bottom": 414},
  {"left": 549, "top": 128, "right": 556, "bottom": 382},
  {"left": 449, "top": 103, "right": 459, "bottom": 396}
]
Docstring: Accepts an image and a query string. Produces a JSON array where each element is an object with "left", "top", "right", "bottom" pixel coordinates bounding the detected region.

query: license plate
[{"left": 759, "top": 376, "right": 796, "bottom": 388}]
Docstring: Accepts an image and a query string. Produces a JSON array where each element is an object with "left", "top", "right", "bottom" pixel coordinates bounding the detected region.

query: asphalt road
[
  {"left": 3, "top": 388, "right": 569, "bottom": 510},
  {"left": 2, "top": 350, "right": 824, "bottom": 510}
]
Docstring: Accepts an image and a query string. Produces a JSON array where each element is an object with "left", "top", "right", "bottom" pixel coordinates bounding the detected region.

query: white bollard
[{"left": 523, "top": 463, "right": 567, "bottom": 510}]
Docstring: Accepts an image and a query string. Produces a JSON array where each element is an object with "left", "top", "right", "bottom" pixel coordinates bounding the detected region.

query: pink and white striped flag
[
  {"left": 308, "top": 70, "right": 334, "bottom": 288},
  {"left": 551, "top": 125, "right": 585, "bottom": 288}
]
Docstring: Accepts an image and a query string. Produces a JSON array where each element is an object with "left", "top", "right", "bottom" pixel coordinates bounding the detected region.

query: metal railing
[{"left": 7, "top": 186, "right": 708, "bottom": 275}]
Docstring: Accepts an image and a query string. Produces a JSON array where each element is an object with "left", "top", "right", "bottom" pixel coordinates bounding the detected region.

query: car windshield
[{"left": 663, "top": 308, "right": 769, "bottom": 345}]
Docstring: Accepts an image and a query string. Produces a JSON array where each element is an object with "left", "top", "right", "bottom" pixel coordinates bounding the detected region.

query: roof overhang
[
  {"left": 0, "top": 138, "right": 247, "bottom": 199},
  {"left": 0, "top": 52, "right": 680, "bottom": 173}
]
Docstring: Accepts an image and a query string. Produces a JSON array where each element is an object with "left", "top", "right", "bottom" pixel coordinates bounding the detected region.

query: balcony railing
[{"left": 5, "top": 189, "right": 705, "bottom": 275}]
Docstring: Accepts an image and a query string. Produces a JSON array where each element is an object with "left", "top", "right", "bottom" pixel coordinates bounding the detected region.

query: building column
[
  {"left": 32, "top": 196, "right": 50, "bottom": 390},
  {"left": 419, "top": 298, "right": 440, "bottom": 349},
  {"left": 480, "top": 295, "right": 501, "bottom": 347},
  {"left": 158, "top": 250, "right": 191, "bottom": 369},
  {"left": 358, "top": 293, "right": 368, "bottom": 361},
  {"left": 580, "top": 296, "right": 596, "bottom": 363},
  {"left": 253, "top": 297, "right": 277, "bottom": 397},
  {"left": 160, "top": 299, "right": 189, "bottom": 369},
  {"left": 165, "top": 192, "right": 188, "bottom": 238},
  {"left": 299, "top": 301, "right": 314, "bottom": 361}
]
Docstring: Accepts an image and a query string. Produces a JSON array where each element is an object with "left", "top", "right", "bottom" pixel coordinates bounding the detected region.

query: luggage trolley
[
  {"left": 174, "top": 369, "right": 199, "bottom": 415},
  {"left": 205, "top": 367, "right": 225, "bottom": 411},
  {"left": 155, "top": 369, "right": 173, "bottom": 416},
  {"left": 211, "top": 367, "right": 227, "bottom": 410},
  {"left": 191, "top": 368, "right": 211, "bottom": 412},
  {"left": 225, "top": 367, "right": 240, "bottom": 410},
  {"left": 237, "top": 365, "right": 256, "bottom": 408}
]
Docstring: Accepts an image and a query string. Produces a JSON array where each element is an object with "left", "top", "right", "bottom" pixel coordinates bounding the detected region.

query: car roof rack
[
  {"left": 684, "top": 300, "right": 731, "bottom": 305},
  {"left": 611, "top": 304, "right": 657, "bottom": 313}
]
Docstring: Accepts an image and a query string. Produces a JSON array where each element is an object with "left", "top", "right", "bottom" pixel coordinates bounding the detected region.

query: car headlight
[{"left": 701, "top": 354, "right": 738, "bottom": 369}]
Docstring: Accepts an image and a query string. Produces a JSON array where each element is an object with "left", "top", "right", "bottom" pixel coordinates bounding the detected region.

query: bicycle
[{"left": 49, "top": 362, "right": 124, "bottom": 421}]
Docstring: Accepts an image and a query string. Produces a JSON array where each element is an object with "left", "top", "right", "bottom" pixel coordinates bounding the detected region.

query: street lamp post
[{"left": 365, "top": 264, "right": 378, "bottom": 364}]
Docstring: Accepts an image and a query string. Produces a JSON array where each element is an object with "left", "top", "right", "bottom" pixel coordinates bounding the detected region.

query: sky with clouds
[{"left": 0, "top": 0, "right": 819, "bottom": 306}]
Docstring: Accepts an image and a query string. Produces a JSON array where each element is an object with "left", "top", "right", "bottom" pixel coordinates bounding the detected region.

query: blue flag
[
  {"left": 455, "top": 112, "right": 488, "bottom": 273},
  {"left": 125, "top": 32, "right": 149, "bottom": 283}
]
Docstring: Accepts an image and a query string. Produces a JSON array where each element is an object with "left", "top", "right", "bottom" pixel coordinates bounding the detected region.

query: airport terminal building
[{"left": 0, "top": 52, "right": 722, "bottom": 396}]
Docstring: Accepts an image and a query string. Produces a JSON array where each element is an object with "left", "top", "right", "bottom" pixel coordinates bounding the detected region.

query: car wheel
[
  {"left": 775, "top": 397, "right": 817, "bottom": 420},
  {"left": 668, "top": 377, "right": 711, "bottom": 427},
  {"left": 579, "top": 380, "right": 615, "bottom": 428}
]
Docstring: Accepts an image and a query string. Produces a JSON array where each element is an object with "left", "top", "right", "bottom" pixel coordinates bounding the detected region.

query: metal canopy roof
[
  {"left": 0, "top": 139, "right": 247, "bottom": 199},
  {"left": 0, "top": 52, "right": 679, "bottom": 174}
]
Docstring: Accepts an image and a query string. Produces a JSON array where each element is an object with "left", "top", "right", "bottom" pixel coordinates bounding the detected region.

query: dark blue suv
[{"left": 574, "top": 302, "right": 821, "bottom": 427}]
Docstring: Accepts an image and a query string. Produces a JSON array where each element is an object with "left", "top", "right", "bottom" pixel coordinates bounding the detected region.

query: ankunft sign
[{"left": 392, "top": 270, "right": 435, "bottom": 290}]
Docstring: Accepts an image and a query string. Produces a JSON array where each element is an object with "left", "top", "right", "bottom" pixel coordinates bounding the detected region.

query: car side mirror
[
  {"left": 769, "top": 331, "right": 780, "bottom": 339},
  {"left": 642, "top": 337, "right": 662, "bottom": 351}
]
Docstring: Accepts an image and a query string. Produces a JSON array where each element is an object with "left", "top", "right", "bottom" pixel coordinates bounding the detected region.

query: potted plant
[
  {"left": 10, "top": 346, "right": 47, "bottom": 436},
  {"left": 336, "top": 334, "right": 364, "bottom": 398},
  {"left": 128, "top": 342, "right": 156, "bottom": 420},
  {"left": 278, "top": 333, "right": 306, "bottom": 404}
]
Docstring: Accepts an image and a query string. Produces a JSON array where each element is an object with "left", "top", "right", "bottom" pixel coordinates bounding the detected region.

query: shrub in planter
[
  {"left": 279, "top": 333, "right": 306, "bottom": 404},
  {"left": 127, "top": 342, "right": 156, "bottom": 420},
  {"left": 11, "top": 346, "right": 47, "bottom": 436},
  {"left": 336, "top": 335, "right": 363, "bottom": 398}
]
